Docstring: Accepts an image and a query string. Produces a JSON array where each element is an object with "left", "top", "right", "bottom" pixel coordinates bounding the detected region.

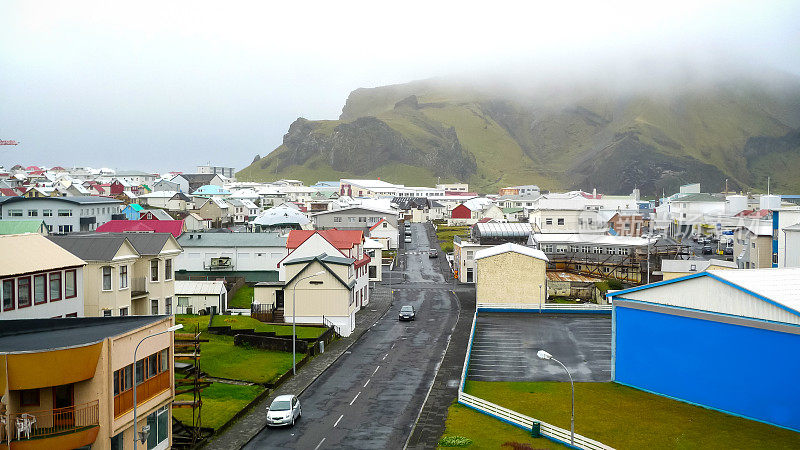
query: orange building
[{"left": 1, "top": 316, "right": 175, "bottom": 449}]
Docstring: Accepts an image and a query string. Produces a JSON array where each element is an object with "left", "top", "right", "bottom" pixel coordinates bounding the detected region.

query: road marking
[
  {"left": 314, "top": 438, "right": 326, "bottom": 450},
  {"left": 334, "top": 414, "right": 343, "bottom": 427},
  {"left": 364, "top": 378, "right": 371, "bottom": 388},
  {"left": 350, "top": 391, "right": 361, "bottom": 405},
  {"left": 391, "top": 343, "right": 395, "bottom": 349},
  {"left": 373, "top": 365, "right": 380, "bottom": 375},
  {"left": 382, "top": 353, "right": 388, "bottom": 360}
]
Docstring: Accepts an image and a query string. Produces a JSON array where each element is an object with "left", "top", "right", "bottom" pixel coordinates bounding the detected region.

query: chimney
[{"left": 592, "top": 188, "right": 597, "bottom": 198}]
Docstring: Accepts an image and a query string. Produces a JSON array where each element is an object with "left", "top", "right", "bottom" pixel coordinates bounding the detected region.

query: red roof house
[{"left": 95, "top": 219, "right": 185, "bottom": 238}]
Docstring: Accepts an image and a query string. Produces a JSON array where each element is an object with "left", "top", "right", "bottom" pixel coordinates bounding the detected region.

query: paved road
[{"left": 244, "top": 223, "right": 458, "bottom": 449}]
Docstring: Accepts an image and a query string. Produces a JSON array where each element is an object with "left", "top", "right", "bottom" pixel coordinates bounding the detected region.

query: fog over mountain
[{"left": 1, "top": 1, "right": 799, "bottom": 174}]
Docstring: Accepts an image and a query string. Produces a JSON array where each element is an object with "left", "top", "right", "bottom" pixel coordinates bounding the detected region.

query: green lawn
[
  {"left": 464, "top": 381, "right": 800, "bottom": 449},
  {"left": 228, "top": 285, "right": 254, "bottom": 309},
  {"left": 440, "top": 403, "right": 564, "bottom": 449},
  {"left": 176, "top": 315, "right": 294, "bottom": 384},
  {"left": 210, "top": 314, "right": 327, "bottom": 339},
  {"left": 435, "top": 226, "right": 470, "bottom": 253},
  {"left": 172, "top": 382, "right": 264, "bottom": 430}
]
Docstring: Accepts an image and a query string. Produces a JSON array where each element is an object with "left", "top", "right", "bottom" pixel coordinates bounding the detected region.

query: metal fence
[{"left": 457, "top": 311, "right": 615, "bottom": 450}]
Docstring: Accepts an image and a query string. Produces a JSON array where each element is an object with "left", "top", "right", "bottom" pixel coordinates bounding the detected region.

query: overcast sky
[{"left": 1, "top": 1, "right": 799, "bottom": 172}]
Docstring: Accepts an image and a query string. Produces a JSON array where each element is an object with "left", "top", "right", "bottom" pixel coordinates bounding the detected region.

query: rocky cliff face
[
  {"left": 239, "top": 75, "right": 800, "bottom": 194},
  {"left": 269, "top": 114, "right": 477, "bottom": 180}
]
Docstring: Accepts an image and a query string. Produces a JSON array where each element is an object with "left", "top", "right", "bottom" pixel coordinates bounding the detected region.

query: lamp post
[
  {"left": 133, "top": 324, "right": 183, "bottom": 450},
  {"left": 538, "top": 284, "right": 543, "bottom": 313},
  {"left": 292, "top": 270, "right": 325, "bottom": 375},
  {"left": 537, "top": 350, "right": 574, "bottom": 446}
]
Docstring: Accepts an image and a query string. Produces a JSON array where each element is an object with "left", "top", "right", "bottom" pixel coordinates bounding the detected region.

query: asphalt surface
[
  {"left": 467, "top": 313, "right": 612, "bottom": 382},
  {"left": 244, "top": 223, "right": 458, "bottom": 449}
]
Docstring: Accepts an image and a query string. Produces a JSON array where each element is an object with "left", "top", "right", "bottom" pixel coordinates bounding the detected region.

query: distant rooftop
[{"left": 177, "top": 232, "right": 286, "bottom": 247}]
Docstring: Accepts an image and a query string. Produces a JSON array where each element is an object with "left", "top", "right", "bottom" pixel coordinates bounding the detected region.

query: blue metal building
[{"left": 608, "top": 268, "right": 800, "bottom": 431}]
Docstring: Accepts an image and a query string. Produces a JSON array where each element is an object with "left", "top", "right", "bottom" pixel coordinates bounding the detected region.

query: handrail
[
  {"left": 322, "top": 315, "right": 341, "bottom": 336},
  {"left": 6, "top": 399, "right": 99, "bottom": 442}
]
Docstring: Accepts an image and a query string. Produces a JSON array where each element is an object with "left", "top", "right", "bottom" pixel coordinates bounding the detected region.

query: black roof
[
  {"left": 49, "top": 232, "right": 173, "bottom": 258},
  {"left": 49, "top": 234, "right": 130, "bottom": 261},
  {"left": 0, "top": 316, "right": 165, "bottom": 352}
]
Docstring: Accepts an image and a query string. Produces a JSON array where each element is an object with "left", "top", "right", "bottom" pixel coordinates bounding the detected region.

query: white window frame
[{"left": 102, "top": 267, "right": 113, "bottom": 291}]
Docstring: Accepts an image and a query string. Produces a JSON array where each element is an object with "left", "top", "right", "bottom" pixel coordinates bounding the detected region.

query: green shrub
[{"left": 438, "top": 435, "right": 473, "bottom": 447}]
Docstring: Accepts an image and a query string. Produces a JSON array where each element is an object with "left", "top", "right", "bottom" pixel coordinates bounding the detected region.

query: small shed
[{"left": 174, "top": 280, "right": 227, "bottom": 314}]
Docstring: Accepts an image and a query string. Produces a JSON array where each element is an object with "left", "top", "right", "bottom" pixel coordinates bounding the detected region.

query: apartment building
[
  {"left": 311, "top": 206, "right": 397, "bottom": 233},
  {"left": 733, "top": 223, "right": 773, "bottom": 269},
  {"left": 0, "top": 234, "right": 86, "bottom": 320},
  {"left": 0, "top": 196, "right": 123, "bottom": 233},
  {"left": 49, "top": 233, "right": 182, "bottom": 317},
  {"left": 0, "top": 316, "right": 175, "bottom": 449}
]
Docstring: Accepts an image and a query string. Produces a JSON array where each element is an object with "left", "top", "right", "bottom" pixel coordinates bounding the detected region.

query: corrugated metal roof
[
  {"left": 475, "top": 222, "right": 533, "bottom": 237},
  {"left": 0, "top": 220, "right": 46, "bottom": 235},
  {"left": 49, "top": 234, "right": 132, "bottom": 261},
  {"left": 546, "top": 271, "right": 604, "bottom": 282},
  {"left": 532, "top": 233, "right": 652, "bottom": 247},
  {"left": 174, "top": 280, "right": 225, "bottom": 295},
  {"left": 708, "top": 268, "right": 800, "bottom": 315},
  {"left": 178, "top": 232, "right": 286, "bottom": 248}
]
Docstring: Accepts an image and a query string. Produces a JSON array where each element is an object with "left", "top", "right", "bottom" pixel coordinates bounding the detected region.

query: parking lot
[{"left": 466, "top": 312, "right": 612, "bottom": 382}]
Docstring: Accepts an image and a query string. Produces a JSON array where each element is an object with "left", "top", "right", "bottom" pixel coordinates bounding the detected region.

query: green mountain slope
[{"left": 238, "top": 76, "right": 800, "bottom": 195}]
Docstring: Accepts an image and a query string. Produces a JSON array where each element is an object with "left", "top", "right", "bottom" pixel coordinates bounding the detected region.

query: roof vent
[
  {"left": 197, "top": 234, "right": 201, "bottom": 239},
  {"left": 189, "top": 234, "right": 193, "bottom": 239}
]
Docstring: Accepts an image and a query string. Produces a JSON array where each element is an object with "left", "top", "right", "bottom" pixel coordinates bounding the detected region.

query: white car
[{"left": 266, "top": 395, "right": 301, "bottom": 427}]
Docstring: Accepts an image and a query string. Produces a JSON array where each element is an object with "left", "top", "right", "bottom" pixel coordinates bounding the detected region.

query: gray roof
[
  {"left": 48, "top": 234, "right": 132, "bottom": 261},
  {"left": 0, "top": 316, "right": 164, "bottom": 352},
  {"left": 677, "top": 193, "right": 725, "bottom": 203},
  {"left": 0, "top": 195, "right": 122, "bottom": 206},
  {"left": 174, "top": 173, "right": 218, "bottom": 183},
  {"left": 178, "top": 232, "right": 286, "bottom": 248},
  {"left": 122, "top": 233, "right": 174, "bottom": 255},
  {"left": 143, "top": 209, "right": 174, "bottom": 220}
]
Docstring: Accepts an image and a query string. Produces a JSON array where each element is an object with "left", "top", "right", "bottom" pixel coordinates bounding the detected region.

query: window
[
  {"left": 20, "top": 389, "right": 39, "bottom": 407},
  {"left": 581, "top": 245, "right": 590, "bottom": 253},
  {"left": 58, "top": 225, "right": 73, "bottom": 233},
  {"left": 43, "top": 209, "right": 52, "bottom": 217},
  {"left": 9, "top": 209, "right": 22, "bottom": 217},
  {"left": 119, "top": 265, "right": 128, "bottom": 288},
  {"left": 49, "top": 272, "right": 62, "bottom": 300},
  {"left": 151, "top": 299, "right": 159, "bottom": 315},
  {"left": 17, "top": 277, "right": 31, "bottom": 308},
  {"left": 358, "top": 217, "right": 366, "bottom": 222},
  {"left": 146, "top": 406, "right": 169, "bottom": 449},
  {"left": 578, "top": 218, "right": 583, "bottom": 225},
  {"left": 593, "top": 247, "right": 602, "bottom": 254},
  {"left": 545, "top": 218, "right": 553, "bottom": 225},
  {"left": 27, "top": 209, "right": 38, "bottom": 217},
  {"left": 165, "top": 297, "right": 172, "bottom": 315},
  {"left": 588, "top": 218, "right": 593, "bottom": 225},
  {"left": 543, "top": 244, "right": 554, "bottom": 253},
  {"left": 102, "top": 267, "right": 112, "bottom": 290},
  {"left": 150, "top": 259, "right": 159, "bottom": 282},
  {"left": 103, "top": 310, "right": 112, "bottom": 317},
  {"left": 33, "top": 274, "right": 47, "bottom": 305},
  {"left": 557, "top": 218, "right": 565, "bottom": 225},
  {"left": 160, "top": 349, "right": 168, "bottom": 372},
  {"left": 57, "top": 209, "right": 72, "bottom": 217},
  {"left": 120, "top": 307, "right": 128, "bottom": 316},
  {"left": 135, "top": 360, "right": 145, "bottom": 385},
  {"left": 349, "top": 217, "right": 356, "bottom": 223},
  {"left": 466, "top": 251, "right": 474, "bottom": 259},
  {"left": 570, "top": 245, "right": 579, "bottom": 253},
  {"left": 333, "top": 217, "right": 342, "bottom": 223},
  {"left": 165, "top": 259, "right": 172, "bottom": 280},
  {"left": 2, "top": 279, "right": 13, "bottom": 310}
]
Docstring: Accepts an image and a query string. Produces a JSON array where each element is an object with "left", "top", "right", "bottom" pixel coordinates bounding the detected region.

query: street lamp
[
  {"left": 537, "top": 350, "right": 574, "bottom": 446},
  {"left": 538, "top": 284, "right": 543, "bottom": 313},
  {"left": 133, "top": 324, "right": 183, "bottom": 450},
  {"left": 292, "top": 270, "right": 325, "bottom": 375}
]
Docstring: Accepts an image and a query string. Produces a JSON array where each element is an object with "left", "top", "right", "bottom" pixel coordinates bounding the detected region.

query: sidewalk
[
  {"left": 405, "top": 288, "right": 475, "bottom": 449},
  {"left": 201, "top": 283, "right": 394, "bottom": 450}
]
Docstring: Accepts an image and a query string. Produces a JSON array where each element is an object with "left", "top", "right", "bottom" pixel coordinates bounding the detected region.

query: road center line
[
  {"left": 350, "top": 391, "right": 361, "bottom": 405},
  {"left": 382, "top": 353, "right": 388, "bottom": 360},
  {"left": 314, "top": 438, "right": 326, "bottom": 450},
  {"left": 364, "top": 378, "right": 371, "bottom": 388},
  {"left": 373, "top": 365, "right": 380, "bottom": 375},
  {"left": 334, "top": 414, "right": 343, "bottom": 427}
]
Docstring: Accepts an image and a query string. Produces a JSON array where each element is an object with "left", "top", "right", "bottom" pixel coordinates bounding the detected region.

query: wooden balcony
[
  {"left": 113, "top": 369, "right": 171, "bottom": 417},
  {"left": 1, "top": 400, "right": 99, "bottom": 448}
]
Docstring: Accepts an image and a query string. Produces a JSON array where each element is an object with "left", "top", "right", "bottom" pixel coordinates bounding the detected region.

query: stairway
[{"left": 273, "top": 308, "right": 284, "bottom": 323}]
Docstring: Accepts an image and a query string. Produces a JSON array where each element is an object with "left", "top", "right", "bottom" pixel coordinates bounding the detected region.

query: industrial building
[{"left": 608, "top": 268, "right": 800, "bottom": 431}]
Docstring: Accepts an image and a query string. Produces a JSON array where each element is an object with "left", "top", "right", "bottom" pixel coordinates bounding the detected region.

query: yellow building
[
  {"left": 0, "top": 316, "right": 176, "bottom": 450},
  {"left": 475, "top": 243, "right": 549, "bottom": 307},
  {"left": 660, "top": 258, "right": 738, "bottom": 281}
]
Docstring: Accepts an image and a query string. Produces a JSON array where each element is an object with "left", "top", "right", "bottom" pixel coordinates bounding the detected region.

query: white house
[
  {"left": 174, "top": 280, "right": 227, "bottom": 314},
  {"left": 368, "top": 218, "right": 399, "bottom": 250},
  {"left": 364, "top": 238, "right": 383, "bottom": 281}
]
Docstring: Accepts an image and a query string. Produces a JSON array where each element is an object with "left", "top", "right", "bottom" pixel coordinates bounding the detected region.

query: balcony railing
[
  {"left": 131, "top": 277, "right": 148, "bottom": 297},
  {"left": 2, "top": 400, "right": 99, "bottom": 443},
  {"left": 113, "top": 369, "right": 171, "bottom": 418}
]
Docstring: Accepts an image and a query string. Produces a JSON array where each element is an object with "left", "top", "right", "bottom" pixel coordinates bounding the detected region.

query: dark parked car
[
  {"left": 399, "top": 305, "right": 415, "bottom": 321},
  {"left": 702, "top": 245, "right": 713, "bottom": 255},
  {"left": 429, "top": 248, "right": 438, "bottom": 258}
]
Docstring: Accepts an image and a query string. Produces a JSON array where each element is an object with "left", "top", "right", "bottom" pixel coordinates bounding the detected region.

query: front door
[
  {"left": 53, "top": 384, "right": 75, "bottom": 428},
  {"left": 276, "top": 290, "right": 284, "bottom": 309}
]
